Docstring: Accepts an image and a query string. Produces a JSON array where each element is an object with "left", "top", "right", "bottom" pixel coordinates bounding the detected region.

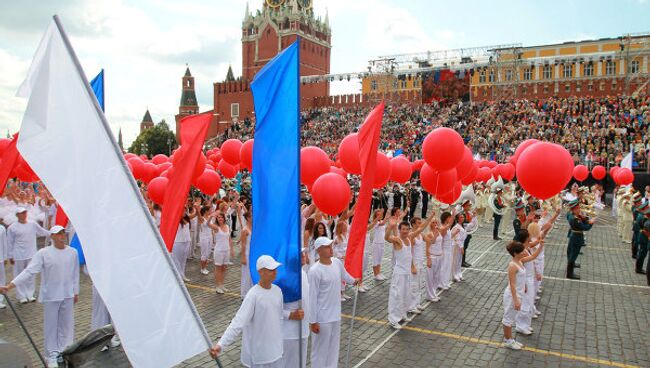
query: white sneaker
[
  {"left": 404, "top": 315, "right": 414, "bottom": 322},
  {"left": 375, "top": 274, "right": 387, "bottom": 281},
  {"left": 503, "top": 339, "right": 522, "bottom": 350},
  {"left": 200, "top": 269, "right": 209, "bottom": 275},
  {"left": 225, "top": 261, "right": 234, "bottom": 265},
  {"left": 215, "top": 287, "right": 224, "bottom": 294},
  {"left": 417, "top": 305, "right": 426, "bottom": 311},
  {"left": 427, "top": 295, "right": 440, "bottom": 302},
  {"left": 358, "top": 285, "right": 368, "bottom": 293},
  {"left": 441, "top": 286, "right": 450, "bottom": 291},
  {"left": 222, "top": 287, "right": 230, "bottom": 292},
  {"left": 515, "top": 327, "right": 532, "bottom": 335},
  {"left": 0, "top": 303, "right": 5, "bottom": 309},
  {"left": 535, "top": 311, "right": 542, "bottom": 317},
  {"left": 389, "top": 321, "right": 402, "bottom": 329},
  {"left": 110, "top": 335, "right": 121, "bottom": 348},
  {"left": 408, "top": 308, "right": 422, "bottom": 315},
  {"left": 47, "top": 358, "right": 59, "bottom": 367},
  {"left": 28, "top": 297, "right": 36, "bottom": 302},
  {"left": 342, "top": 294, "right": 351, "bottom": 300},
  {"left": 19, "top": 298, "right": 28, "bottom": 304},
  {"left": 532, "top": 314, "right": 539, "bottom": 319},
  {"left": 340, "top": 296, "right": 346, "bottom": 302},
  {"left": 182, "top": 277, "right": 191, "bottom": 282}
]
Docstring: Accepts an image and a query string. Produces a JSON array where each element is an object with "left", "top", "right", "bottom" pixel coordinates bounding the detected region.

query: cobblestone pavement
[{"left": 2, "top": 209, "right": 649, "bottom": 367}]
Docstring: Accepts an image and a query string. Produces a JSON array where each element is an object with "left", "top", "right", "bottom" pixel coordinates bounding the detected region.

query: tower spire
[{"left": 118, "top": 127, "right": 124, "bottom": 151}]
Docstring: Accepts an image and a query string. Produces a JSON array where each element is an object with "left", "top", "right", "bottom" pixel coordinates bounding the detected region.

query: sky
[{"left": 0, "top": 0, "right": 649, "bottom": 148}]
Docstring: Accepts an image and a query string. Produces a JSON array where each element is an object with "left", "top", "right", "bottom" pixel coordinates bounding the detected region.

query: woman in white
[
  {"left": 239, "top": 209, "right": 253, "bottom": 299},
  {"left": 384, "top": 214, "right": 415, "bottom": 330},
  {"left": 502, "top": 240, "right": 544, "bottom": 350},
  {"left": 513, "top": 229, "right": 543, "bottom": 336},
  {"left": 171, "top": 214, "right": 192, "bottom": 282},
  {"left": 211, "top": 212, "right": 233, "bottom": 294},
  {"left": 408, "top": 214, "right": 434, "bottom": 314},
  {"left": 197, "top": 206, "right": 214, "bottom": 275},
  {"left": 424, "top": 215, "right": 445, "bottom": 302},
  {"left": 439, "top": 211, "right": 454, "bottom": 290},
  {"left": 451, "top": 213, "right": 467, "bottom": 282},
  {"left": 371, "top": 209, "right": 388, "bottom": 281},
  {"left": 332, "top": 221, "right": 350, "bottom": 301}
]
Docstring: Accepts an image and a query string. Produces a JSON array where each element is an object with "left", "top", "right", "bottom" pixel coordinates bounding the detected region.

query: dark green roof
[
  {"left": 142, "top": 109, "right": 153, "bottom": 123},
  {"left": 184, "top": 67, "right": 192, "bottom": 77},
  {"left": 226, "top": 65, "right": 235, "bottom": 82},
  {"left": 180, "top": 90, "right": 197, "bottom": 107}
]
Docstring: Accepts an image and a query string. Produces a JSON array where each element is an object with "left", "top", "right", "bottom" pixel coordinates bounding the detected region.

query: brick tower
[{"left": 214, "top": 0, "right": 331, "bottom": 123}]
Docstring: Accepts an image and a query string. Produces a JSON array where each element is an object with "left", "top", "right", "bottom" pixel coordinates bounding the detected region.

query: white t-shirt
[
  {"left": 282, "top": 270, "right": 310, "bottom": 340},
  {"left": 7, "top": 221, "right": 50, "bottom": 260},
  {"left": 218, "top": 284, "right": 284, "bottom": 366},
  {"left": 0, "top": 226, "right": 7, "bottom": 261},
  {"left": 308, "top": 258, "right": 355, "bottom": 324},
  {"left": 13, "top": 245, "right": 79, "bottom": 302}
]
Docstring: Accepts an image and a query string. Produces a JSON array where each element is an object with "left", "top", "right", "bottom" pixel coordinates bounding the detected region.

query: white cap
[
  {"left": 49, "top": 225, "right": 65, "bottom": 234},
  {"left": 256, "top": 255, "right": 282, "bottom": 271},
  {"left": 15, "top": 207, "right": 27, "bottom": 214},
  {"left": 314, "top": 236, "right": 334, "bottom": 250}
]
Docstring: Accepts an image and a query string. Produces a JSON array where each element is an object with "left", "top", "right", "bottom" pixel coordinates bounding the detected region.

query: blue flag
[
  {"left": 70, "top": 70, "right": 104, "bottom": 266},
  {"left": 250, "top": 41, "right": 301, "bottom": 302}
]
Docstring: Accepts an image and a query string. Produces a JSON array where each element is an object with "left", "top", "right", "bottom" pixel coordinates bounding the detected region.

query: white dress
[
  {"left": 213, "top": 225, "right": 231, "bottom": 266},
  {"left": 451, "top": 224, "right": 467, "bottom": 280},
  {"left": 198, "top": 220, "right": 213, "bottom": 262},
  {"left": 425, "top": 234, "right": 443, "bottom": 300},
  {"left": 240, "top": 229, "right": 253, "bottom": 298},
  {"left": 502, "top": 262, "right": 526, "bottom": 327},
  {"left": 388, "top": 239, "right": 412, "bottom": 324}
]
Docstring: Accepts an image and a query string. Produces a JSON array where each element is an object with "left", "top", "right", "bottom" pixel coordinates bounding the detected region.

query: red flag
[
  {"left": 160, "top": 113, "right": 211, "bottom": 251},
  {"left": 344, "top": 102, "right": 385, "bottom": 278},
  {"left": 55, "top": 205, "right": 69, "bottom": 227},
  {"left": 0, "top": 133, "right": 20, "bottom": 194}
]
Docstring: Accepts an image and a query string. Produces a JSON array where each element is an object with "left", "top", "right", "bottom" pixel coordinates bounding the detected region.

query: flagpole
[
  {"left": 2, "top": 294, "right": 47, "bottom": 367},
  {"left": 51, "top": 15, "right": 220, "bottom": 366},
  {"left": 296, "top": 36, "right": 304, "bottom": 368},
  {"left": 344, "top": 286, "right": 359, "bottom": 368}
]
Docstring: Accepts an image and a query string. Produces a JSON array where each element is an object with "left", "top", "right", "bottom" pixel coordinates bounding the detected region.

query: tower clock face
[
  {"left": 266, "top": 0, "right": 285, "bottom": 8},
  {"left": 298, "top": 0, "right": 313, "bottom": 9}
]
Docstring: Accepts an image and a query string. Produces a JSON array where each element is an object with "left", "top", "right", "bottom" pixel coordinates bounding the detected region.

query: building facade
[
  {"left": 471, "top": 34, "right": 650, "bottom": 101},
  {"left": 213, "top": 0, "right": 331, "bottom": 123}
]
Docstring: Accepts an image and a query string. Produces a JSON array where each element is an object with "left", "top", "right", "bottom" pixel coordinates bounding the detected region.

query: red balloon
[
  {"left": 151, "top": 154, "right": 169, "bottom": 165},
  {"left": 610, "top": 166, "right": 620, "bottom": 179},
  {"left": 512, "top": 139, "right": 540, "bottom": 165},
  {"left": 139, "top": 154, "right": 148, "bottom": 161},
  {"left": 516, "top": 142, "right": 573, "bottom": 200},
  {"left": 437, "top": 181, "right": 462, "bottom": 204},
  {"left": 338, "top": 134, "right": 362, "bottom": 175},
  {"left": 218, "top": 160, "right": 239, "bottom": 179},
  {"left": 422, "top": 127, "right": 464, "bottom": 171},
  {"left": 592, "top": 165, "right": 606, "bottom": 180},
  {"left": 616, "top": 168, "right": 634, "bottom": 186},
  {"left": 142, "top": 162, "right": 158, "bottom": 184},
  {"left": 455, "top": 148, "right": 474, "bottom": 179},
  {"left": 124, "top": 153, "right": 137, "bottom": 161},
  {"left": 573, "top": 165, "right": 589, "bottom": 182},
  {"left": 420, "top": 164, "right": 457, "bottom": 195},
  {"left": 311, "top": 173, "right": 352, "bottom": 216},
  {"left": 127, "top": 157, "right": 145, "bottom": 179},
  {"left": 301, "top": 146, "right": 331, "bottom": 186},
  {"left": 221, "top": 139, "right": 243, "bottom": 165},
  {"left": 196, "top": 169, "right": 222, "bottom": 195},
  {"left": 390, "top": 156, "right": 412, "bottom": 184},
  {"left": 476, "top": 167, "right": 492, "bottom": 183},
  {"left": 501, "top": 163, "right": 516, "bottom": 181},
  {"left": 156, "top": 162, "right": 172, "bottom": 176},
  {"left": 461, "top": 162, "right": 478, "bottom": 185},
  {"left": 373, "top": 152, "right": 391, "bottom": 189},
  {"left": 148, "top": 177, "right": 168, "bottom": 205},
  {"left": 329, "top": 166, "right": 347, "bottom": 178},
  {"left": 487, "top": 160, "right": 498, "bottom": 169},
  {"left": 477, "top": 160, "right": 489, "bottom": 168},
  {"left": 239, "top": 139, "right": 254, "bottom": 171}
]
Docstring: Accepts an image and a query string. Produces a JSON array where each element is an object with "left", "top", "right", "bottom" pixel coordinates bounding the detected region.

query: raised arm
[{"left": 521, "top": 240, "right": 545, "bottom": 263}]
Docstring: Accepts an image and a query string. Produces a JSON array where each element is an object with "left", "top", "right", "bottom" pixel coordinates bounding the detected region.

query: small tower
[
  {"left": 226, "top": 65, "right": 236, "bottom": 82},
  {"left": 118, "top": 127, "right": 124, "bottom": 151},
  {"left": 179, "top": 66, "right": 199, "bottom": 116},
  {"left": 140, "top": 109, "right": 154, "bottom": 132}
]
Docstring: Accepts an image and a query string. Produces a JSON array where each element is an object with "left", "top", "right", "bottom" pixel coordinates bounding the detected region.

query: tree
[{"left": 129, "top": 120, "right": 178, "bottom": 156}]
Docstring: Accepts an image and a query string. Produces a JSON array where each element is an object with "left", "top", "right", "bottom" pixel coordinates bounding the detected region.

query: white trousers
[
  {"left": 515, "top": 277, "right": 535, "bottom": 331},
  {"left": 13, "top": 259, "right": 35, "bottom": 301},
  {"left": 171, "top": 241, "right": 190, "bottom": 277},
  {"left": 199, "top": 236, "right": 212, "bottom": 262},
  {"left": 388, "top": 273, "right": 410, "bottom": 324},
  {"left": 44, "top": 298, "right": 74, "bottom": 360},
  {"left": 281, "top": 338, "right": 308, "bottom": 368},
  {"left": 425, "top": 256, "right": 442, "bottom": 300},
  {"left": 440, "top": 246, "right": 452, "bottom": 288},
  {"left": 372, "top": 242, "right": 384, "bottom": 267},
  {"left": 408, "top": 262, "right": 424, "bottom": 310},
  {"left": 91, "top": 285, "right": 111, "bottom": 330},
  {"left": 0, "top": 261, "right": 5, "bottom": 305},
  {"left": 452, "top": 247, "right": 463, "bottom": 280},
  {"left": 310, "top": 321, "right": 340, "bottom": 368}
]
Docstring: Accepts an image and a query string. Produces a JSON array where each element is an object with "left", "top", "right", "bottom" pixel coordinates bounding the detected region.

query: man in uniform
[
  {"left": 631, "top": 193, "right": 644, "bottom": 259},
  {"left": 634, "top": 202, "right": 649, "bottom": 274},
  {"left": 492, "top": 187, "right": 505, "bottom": 241},
  {"left": 566, "top": 199, "right": 595, "bottom": 280},
  {"left": 512, "top": 198, "right": 530, "bottom": 238}
]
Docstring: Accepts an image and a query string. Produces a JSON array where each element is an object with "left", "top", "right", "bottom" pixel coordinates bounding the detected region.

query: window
[
  {"left": 231, "top": 103, "right": 240, "bottom": 118},
  {"left": 612, "top": 82, "right": 617, "bottom": 90},
  {"left": 543, "top": 85, "right": 549, "bottom": 94},
  {"left": 565, "top": 84, "right": 571, "bottom": 92},
  {"left": 563, "top": 64, "right": 573, "bottom": 78},
  {"left": 400, "top": 80, "right": 407, "bottom": 89},
  {"left": 543, "top": 65, "right": 552, "bottom": 79},
  {"left": 599, "top": 82, "right": 605, "bottom": 91},
  {"left": 584, "top": 63, "right": 594, "bottom": 76},
  {"left": 522, "top": 86, "right": 528, "bottom": 94},
  {"left": 489, "top": 70, "right": 495, "bottom": 82},
  {"left": 523, "top": 68, "right": 532, "bottom": 81},
  {"left": 413, "top": 79, "right": 420, "bottom": 88},
  {"left": 576, "top": 84, "right": 581, "bottom": 92},
  {"left": 392, "top": 80, "right": 398, "bottom": 89},
  {"left": 371, "top": 80, "right": 377, "bottom": 90},
  {"left": 606, "top": 60, "right": 616, "bottom": 75},
  {"left": 505, "top": 69, "right": 513, "bottom": 81},
  {"left": 479, "top": 70, "right": 486, "bottom": 83},
  {"left": 629, "top": 60, "right": 640, "bottom": 74},
  {"left": 588, "top": 83, "right": 593, "bottom": 91}
]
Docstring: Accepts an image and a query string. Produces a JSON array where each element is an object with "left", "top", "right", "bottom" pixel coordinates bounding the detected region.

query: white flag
[
  {"left": 16, "top": 18, "right": 210, "bottom": 368},
  {"left": 621, "top": 152, "right": 633, "bottom": 170}
]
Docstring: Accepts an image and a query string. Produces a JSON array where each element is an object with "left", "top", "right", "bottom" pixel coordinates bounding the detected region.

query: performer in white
[
  {"left": 407, "top": 214, "right": 434, "bottom": 314},
  {"left": 438, "top": 210, "right": 455, "bottom": 290},
  {"left": 7, "top": 206, "right": 50, "bottom": 303},
  {"left": 384, "top": 213, "right": 415, "bottom": 329},
  {"left": 0, "top": 216, "right": 7, "bottom": 309},
  {"left": 210, "top": 255, "right": 302, "bottom": 368},
  {"left": 281, "top": 250, "right": 310, "bottom": 368},
  {"left": 451, "top": 213, "right": 467, "bottom": 282},
  {"left": 1, "top": 225, "right": 79, "bottom": 368},
  {"left": 171, "top": 215, "right": 192, "bottom": 282},
  {"left": 308, "top": 236, "right": 358, "bottom": 368},
  {"left": 371, "top": 209, "right": 388, "bottom": 281},
  {"left": 239, "top": 208, "right": 254, "bottom": 298}
]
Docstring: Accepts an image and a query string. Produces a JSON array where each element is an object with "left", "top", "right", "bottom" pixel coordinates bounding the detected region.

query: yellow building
[{"left": 361, "top": 73, "right": 422, "bottom": 94}]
